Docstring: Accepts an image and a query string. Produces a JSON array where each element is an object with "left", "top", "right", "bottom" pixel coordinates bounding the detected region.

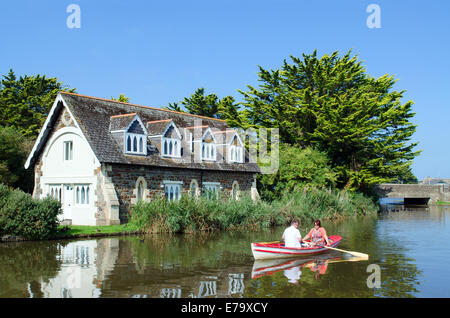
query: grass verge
[{"left": 53, "top": 224, "right": 140, "bottom": 239}]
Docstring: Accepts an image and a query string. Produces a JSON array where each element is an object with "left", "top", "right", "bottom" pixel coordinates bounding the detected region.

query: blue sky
[{"left": 1, "top": 0, "right": 449, "bottom": 180}]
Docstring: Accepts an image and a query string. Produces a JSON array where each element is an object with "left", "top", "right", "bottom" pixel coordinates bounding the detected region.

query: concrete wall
[{"left": 374, "top": 183, "right": 450, "bottom": 204}]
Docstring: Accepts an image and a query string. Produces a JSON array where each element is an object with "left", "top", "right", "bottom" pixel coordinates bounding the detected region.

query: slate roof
[
  {"left": 109, "top": 113, "right": 137, "bottom": 131},
  {"left": 147, "top": 119, "right": 173, "bottom": 136},
  {"left": 28, "top": 92, "right": 260, "bottom": 173}
]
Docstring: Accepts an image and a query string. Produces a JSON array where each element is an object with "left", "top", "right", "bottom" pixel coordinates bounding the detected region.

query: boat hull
[{"left": 251, "top": 235, "right": 342, "bottom": 260}]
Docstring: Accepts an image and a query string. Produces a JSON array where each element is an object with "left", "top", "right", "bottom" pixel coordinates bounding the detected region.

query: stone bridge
[{"left": 374, "top": 183, "right": 450, "bottom": 205}]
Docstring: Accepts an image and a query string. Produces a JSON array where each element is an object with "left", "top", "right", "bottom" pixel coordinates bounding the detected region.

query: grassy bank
[
  {"left": 129, "top": 188, "right": 379, "bottom": 234},
  {"left": 53, "top": 224, "right": 140, "bottom": 239}
]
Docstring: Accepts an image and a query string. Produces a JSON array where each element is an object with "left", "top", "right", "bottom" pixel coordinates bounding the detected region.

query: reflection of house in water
[
  {"left": 183, "top": 273, "right": 245, "bottom": 298},
  {"left": 228, "top": 273, "right": 245, "bottom": 298},
  {"left": 33, "top": 237, "right": 250, "bottom": 298},
  {"left": 198, "top": 277, "right": 217, "bottom": 298},
  {"left": 160, "top": 288, "right": 181, "bottom": 298},
  {"left": 40, "top": 239, "right": 119, "bottom": 298}
]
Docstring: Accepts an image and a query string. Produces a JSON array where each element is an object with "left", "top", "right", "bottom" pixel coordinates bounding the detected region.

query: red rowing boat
[{"left": 251, "top": 235, "right": 342, "bottom": 260}]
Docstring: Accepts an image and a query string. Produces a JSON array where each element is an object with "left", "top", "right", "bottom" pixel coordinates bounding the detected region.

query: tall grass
[{"left": 130, "top": 188, "right": 379, "bottom": 234}]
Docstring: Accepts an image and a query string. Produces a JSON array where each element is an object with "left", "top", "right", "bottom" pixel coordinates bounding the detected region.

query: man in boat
[
  {"left": 302, "top": 219, "right": 331, "bottom": 246},
  {"left": 282, "top": 220, "right": 302, "bottom": 248}
]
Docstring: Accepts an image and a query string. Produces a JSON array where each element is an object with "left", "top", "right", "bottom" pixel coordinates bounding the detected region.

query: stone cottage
[{"left": 25, "top": 92, "right": 260, "bottom": 225}]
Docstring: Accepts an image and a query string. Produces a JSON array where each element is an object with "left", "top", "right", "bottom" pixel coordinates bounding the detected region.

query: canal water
[{"left": 1, "top": 204, "right": 449, "bottom": 298}]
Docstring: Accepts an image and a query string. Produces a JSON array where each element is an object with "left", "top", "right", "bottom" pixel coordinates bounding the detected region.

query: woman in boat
[{"left": 302, "top": 220, "right": 331, "bottom": 246}]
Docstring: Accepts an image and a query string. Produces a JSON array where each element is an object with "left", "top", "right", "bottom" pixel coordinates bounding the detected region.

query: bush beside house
[{"left": 0, "top": 184, "right": 61, "bottom": 240}]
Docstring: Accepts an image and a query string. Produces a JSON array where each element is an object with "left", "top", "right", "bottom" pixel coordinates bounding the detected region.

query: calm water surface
[{"left": 1, "top": 205, "right": 449, "bottom": 298}]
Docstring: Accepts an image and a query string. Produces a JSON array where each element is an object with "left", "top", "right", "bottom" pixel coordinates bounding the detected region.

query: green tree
[
  {"left": 0, "top": 126, "right": 34, "bottom": 192},
  {"left": 258, "top": 144, "right": 337, "bottom": 201},
  {"left": 111, "top": 94, "right": 130, "bottom": 103},
  {"left": 238, "top": 50, "right": 420, "bottom": 192},
  {"left": 0, "top": 69, "right": 75, "bottom": 137},
  {"left": 165, "top": 88, "right": 242, "bottom": 126}
]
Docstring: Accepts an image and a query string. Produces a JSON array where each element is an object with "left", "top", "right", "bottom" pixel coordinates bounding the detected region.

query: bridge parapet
[{"left": 374, "top": 183, "right": 449, "bottom": 204}]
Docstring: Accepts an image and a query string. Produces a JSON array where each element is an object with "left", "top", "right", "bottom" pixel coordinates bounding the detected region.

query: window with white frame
[
  {"left": 202, "top": 142, "right": 216, "bottom": 161},
  {"left": 48, "top": 184, "right": 62, "bottom": 202},
  {"left": 229, "top": 145, "right": 243, "bottom": 163},
  {"left": 203, "top": 182, "right": 220, "bottom": 200},
  {"left": 75, "top": 185, "right": 90, "bottom": 205},
  {"left": 164, "top": 181, "right": 182, "bottom": 201},
  {"left": 64, "top": 141, "right": 73, "bottom": 161},
  {"left": 126, "top": 133, "right": 146, "bottom": 155},
  {"left": 162, "top": 137, "right": 181, "bottom": 158}
]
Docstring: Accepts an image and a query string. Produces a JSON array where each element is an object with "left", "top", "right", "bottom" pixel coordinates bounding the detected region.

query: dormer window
[
  {"left": 124, "top": 116, "right": 147, "bottom": 155},
  {"left": 201, "top": 128, "right": 217, "bottom": 161},
  {"left": 126, "top": 133, "right": 145, "bottom": 154},
  {"left": 229, "top": 145, "right": 243, "bottom": 163},
  {"left": 162, "top": 137, "right": 181, "bottom": 157},
  {"left": 110, "top": 113, "right": 148, "bottom": 156},
  {"left": 228, "top": 133, "right": 244, "bottom": 163},
  {"left": 160, "top": 121, "right": 182, "bottom": 158}
]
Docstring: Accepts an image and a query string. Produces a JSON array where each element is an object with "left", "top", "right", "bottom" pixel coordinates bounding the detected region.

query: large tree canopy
[
  {"left": 165, "top": 87, "right": 242, "bottom": 126},
  {"left": 0, "top": 69, "right": 75, "bottom": 138},
  {"left": 237, "top": 50, "right": 420, "bottom": 191}
]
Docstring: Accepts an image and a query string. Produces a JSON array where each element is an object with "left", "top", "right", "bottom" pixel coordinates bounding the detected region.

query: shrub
[
  {"left": 258, "top": 144, "right": 337, "bottom": 201},
  {"left": 0, "top": 184, "right": 61, "bottom": 240}
]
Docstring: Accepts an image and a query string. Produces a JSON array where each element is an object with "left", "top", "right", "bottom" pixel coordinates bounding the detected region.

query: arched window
[
  {"left": 137, "top": 181, "right": 143, "bottom": 201},
  {"left": 139, "top": 137, "right": 143, "bottom": 153},
  {"left": 127, "top": 135, "right": 131, "bottom": 152},
  {"left": 76, "top": 187, "right": 80, "bottom": 204},
  {"left": 190, "top": 180, "right": 199, "bottom": 198},
  {"left": 232, "top": 181, "right": 240, "bottom": 200},
  {"left": 81, "top": 187, "right": 85, "bottom": 204},
  {"left": 132, "top": 177, "right": 148, "bottom": 205},
  {"left": 229, "top": 145, "right": 243, "bottom": 163},
  {"left": 133, "top": 136, "right": 137, "bottom": 152}
]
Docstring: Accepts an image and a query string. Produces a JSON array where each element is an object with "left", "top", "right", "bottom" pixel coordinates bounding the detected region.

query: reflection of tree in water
[{"left": 0, "top": 241, "right": 64, "bottom": 297}]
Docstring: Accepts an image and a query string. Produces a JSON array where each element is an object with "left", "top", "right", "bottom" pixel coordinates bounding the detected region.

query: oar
[{"left": 322, "top": 245, "right": 369, "bottom": 259}]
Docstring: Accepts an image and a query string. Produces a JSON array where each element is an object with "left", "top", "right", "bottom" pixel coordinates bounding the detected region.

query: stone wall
[
  {"left": 106, "top": 163, "right": 258, "bottom": 222},
  {"left": 374, "top": 183, "right": 450, "bottom": 204}
]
